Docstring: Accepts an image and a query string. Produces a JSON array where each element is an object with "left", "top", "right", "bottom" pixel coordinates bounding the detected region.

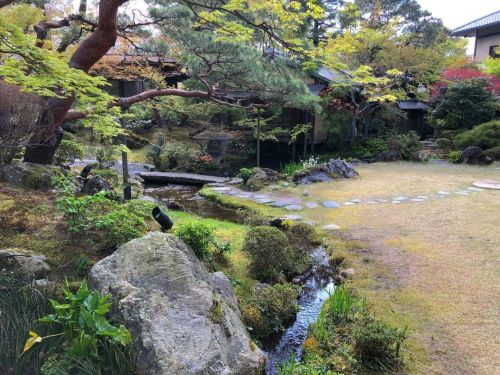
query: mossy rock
[
  {"left": 484, "top": 146, "right": 500, "bottom": 161},
  {"left": 0, "top": 161, "right": 76, "bottom": 191}
]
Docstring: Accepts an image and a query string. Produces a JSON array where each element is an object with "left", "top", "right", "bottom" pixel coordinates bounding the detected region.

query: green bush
[
  {"left": 88, "top": 168, "right": 120, "bottom": 186},
  {"left": 280, "top": 162, "right": 303, "bottom": 177},
  {"left": 484, "top": 146, "right": 500, "bottom": 161},
  {"left": 429, "top": 79, "right": 497, "bottom": 130},
  {"left": 453, "top": 120, "right": 500, "bottom": 150},
  {"left": 76, "top": 254, "right": 90, "bottom": 276},
  {"left": 391, "top": 131, "right": 420, "bottom": 160},
  {"left": 447, "top": 150, "right": 462, "bottom": 163},
  {"left": 237, "top": 167, "right": 255, "bottom": 183},
  {"left": 147, "top": 140, "right": 202, "bottom": 172},
  {"left": 56, "top": 191, "right": 153, "bottom": 249},
  {"left": 95, "top": 147, "right": 118, "bottom": 168},
  {"left": 243, "top": 226, "right": 296, "bottom": 283},
  {"left": 240, "top": 282, "right": 300, "bottom": 340},
  {"left": 176, "top": 222, "right": 215, "bottom": 260},
  {"left": 354, "top": 319, "right": 406, "bottom": 371},
  {"left": 440, "top": 130, "right": 458, "bottom": 140},
  {"left": 350, "top": 137, "right": 388, "bottom": 159},
  {"left": 54, "top": 139, "right": 84, "bottom": 166},
  {"left": 435, "top": 137, "right": 453, "bottom": 151}
]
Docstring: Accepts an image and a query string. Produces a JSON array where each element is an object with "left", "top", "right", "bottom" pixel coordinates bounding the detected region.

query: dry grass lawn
[{"left": 234, "top": 162, "right": 499, "bottom": 374}]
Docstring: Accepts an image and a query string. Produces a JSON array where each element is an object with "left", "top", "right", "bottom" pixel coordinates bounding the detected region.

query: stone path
[
  {"left": 207, "top": 180, "right": 498, "bottom": 230},
  {"left": 208, "top": 183, "right": 493, "bottom": 213}
]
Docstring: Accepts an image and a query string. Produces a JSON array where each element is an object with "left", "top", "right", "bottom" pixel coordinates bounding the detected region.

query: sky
[{"left": 417, "top": 0, "right": 499, "bottom": 29}]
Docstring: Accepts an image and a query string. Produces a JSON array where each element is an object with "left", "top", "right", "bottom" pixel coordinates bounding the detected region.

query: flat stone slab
[
  {"left": 305, "top": 202, "right": 319, "bottom": 209},
  {"left": 437, "top": 191, "right": 450, "bottom": 195},
  {"left": 321, "top": 224, "right": 341, "bottom": 230},
  {"left": 280, "top": 214, "right": 303, "bottom": 221},
  {"left": 322, "top": 201, "right": 340, "bottom": 208},
  {"left": 270, "top": 201, "right": 288, "bottom": 207},
  {"left": 255, "top": 198, "right": 274, "bottom": 204},
  {"left": 254, "top": 194, "right": 270, "bottom": 199},
  {"left": 473, "top": 180, "right": 500, "bottom": 190},
  {"left": 235, "top": 194, "right": 252, "bottom": 199},
  {"left": 466, "top": 187, "right": 483, "bottom": 192},
  {"left": 140, "top": 172, "right": 229, "bottom": 185},
  {"left": 351, "top": 199, "right": 362, "bottom": 203},
  {"left": 392, "top": 201, "right": 401, "bottom": 204},
  {"left": 343, "top": 202, "right": 355, "bottom": 206},
  {"left": 393, "top": 196, "right": 410, "bottom": 201},
  {"left": 411, "top": 198, "right": 426, "bottom": 202},
  {"left": 285, "top": 204, "right": 303, "bottom": 211}
]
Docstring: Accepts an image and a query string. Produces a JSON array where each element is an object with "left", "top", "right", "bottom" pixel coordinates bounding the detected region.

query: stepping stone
[
  {"left": 411, "top": 198, "right": 426, "bottom": 202},
  {"left": 351, "top": 199, "right": 362, "bottom": 203},
  {"left": 392, "top": 201, "right": 401, "bottom": 204},
  {"left": 322, "top": 201, "right": 340, "bottom": 208},
  {"left": 303, "top": 190, "right": 310, "bottom": 196},
  {"left": 454, "top": 191, "right": 469, "bottom": 195},
  {"left": 466, "top": 187, "right": 483, "bottom": 192},
  {"left": 271, "top": 201, "right": 288, "bottom": 207},
  {"left": 375, "top": 199, "right": 388, "bottom": 203},
  {"left": 437, "top": 191, "right": 450, "bottom": 195},
  {"left": 227, "top": 190, "right": 241, "bottom": 195},
  {"left": 235, "top": 194, "right": 252, "bottom": 199},
  {"left": 211, "top": 186, "right": 231, "bottom": 192},
  {"left": 366, "top": 201, "right": 380, "bottom": 204},
  {"left": 255, "top": 198, "right": 274, "bottom": 204},
  {"left": 321, "top": 224, "right": 341, "bottom": 231},
  {"left": 393, "top": 196, "right": 410, "bottom": 201},
  {"left": 285, "top": 204, "right": 303, "bottom": 211},
  {"left": 305, "top": 202, "right": 319, "bottom": 209},
  {"left": 280, "top": 214, "right": 303, "bottom": 221},
  {"left": 254, "top": 194, "right": 270, "bottom": 199},
  {"left": 472, "top": 180, "right": 500, "bottom": 190},
  {"left": 416, "top": 196, "right": 429, "bottom": 199},
  {"left": 343, "top": 202, "right": 355, "bottom": 206}
]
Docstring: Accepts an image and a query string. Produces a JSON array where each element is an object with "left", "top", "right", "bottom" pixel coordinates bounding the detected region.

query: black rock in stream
[{"left": 264, "top": 247, "right": 336, "bottom": 375}]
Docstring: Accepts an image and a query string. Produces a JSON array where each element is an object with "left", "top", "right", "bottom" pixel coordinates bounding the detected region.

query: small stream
[
  {"left": 144, "top": 183, "right": 242, "bottom": 222},
  {"left": 264, "top": 247, "right": 335, "bottom": 375},
  {"left": 143, "top": 183, "right": 336, "bottom": 374}
]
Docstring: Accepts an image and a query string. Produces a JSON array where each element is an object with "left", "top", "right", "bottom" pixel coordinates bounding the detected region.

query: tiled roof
[{"left": 452, "top": 10, "right": 500, "bottom": 36}]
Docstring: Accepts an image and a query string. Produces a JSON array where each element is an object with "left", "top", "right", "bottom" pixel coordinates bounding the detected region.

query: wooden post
[
  {"left": 122, "top": 151, "right": 131, "bottom": 200},
  {"left": 256, "top": 109, "right": 261, "bottom": 168}
]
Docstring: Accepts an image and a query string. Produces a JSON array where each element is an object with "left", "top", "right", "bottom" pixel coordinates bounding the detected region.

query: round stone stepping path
[
  {"left": 270, "top": 201, "right": 289, "bottom": 207},
  {"left": 280, "top": 214, "right": 303, "bottom": 221},
  {"left": 322, "top": 201, "right": 340, "bottom": 208},
  {"left": 321, "top": 224, "right": 341, "bottom": 230},
  {"left": 285, "top": 204, "right": 303, "bottom": 211},
  {"left": 305, "top": 202, "right": 319, "bottom": 209},
  {"left": 255, "top": 198, "right": 274, "bottom": 204},
  {"left": 473, "top": 180, "right": 500, "bottom": 190}
]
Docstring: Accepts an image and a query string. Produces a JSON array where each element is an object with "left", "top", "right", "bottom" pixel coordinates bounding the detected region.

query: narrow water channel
[
  {"left": 144, "top": 183, "right": 336, "bottom": 374},
  {"left": 264, "top": 247, "right": 335, "bottom": 375}
]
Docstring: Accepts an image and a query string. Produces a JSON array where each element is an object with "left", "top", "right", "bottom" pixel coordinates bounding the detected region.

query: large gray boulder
[
  {"left": 89, "top": 232, "right": 265, "bottom": 375},
  {"left": 81, "top": 175, "right": 114, "bottom": 195}
]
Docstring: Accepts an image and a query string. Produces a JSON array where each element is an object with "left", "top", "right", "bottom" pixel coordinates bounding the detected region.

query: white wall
[{"left": 475, "top": 34, "right": 500, "bottom": 61}]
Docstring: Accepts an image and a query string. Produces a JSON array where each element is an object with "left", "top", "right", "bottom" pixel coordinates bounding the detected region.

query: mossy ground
[{"left": 205, "top": 161, "right": 500, "bottom": 374}]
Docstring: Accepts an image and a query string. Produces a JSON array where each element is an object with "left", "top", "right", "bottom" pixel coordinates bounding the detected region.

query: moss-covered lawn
[{"left": 206, "top": 161, "right": 500, "bottom": 374}]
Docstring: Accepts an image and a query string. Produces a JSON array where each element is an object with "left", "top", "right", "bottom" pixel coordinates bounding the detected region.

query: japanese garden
[{"left": 0, "top": 0, "right": 499, "bottom": 374}]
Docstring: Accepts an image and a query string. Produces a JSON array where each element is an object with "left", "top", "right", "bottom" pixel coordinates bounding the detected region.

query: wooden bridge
[{"left": 139, "top": 171, "right": 229, "bottom": 185}]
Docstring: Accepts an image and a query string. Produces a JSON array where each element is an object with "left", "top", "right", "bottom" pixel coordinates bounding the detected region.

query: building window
[{"left": 489, "top": 45, "right": 499, "bottom": 58}]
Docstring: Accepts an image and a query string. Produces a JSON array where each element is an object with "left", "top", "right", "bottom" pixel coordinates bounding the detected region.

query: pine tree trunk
[{"left": 256, "top": 112, "right": 261, "bottom": 168}]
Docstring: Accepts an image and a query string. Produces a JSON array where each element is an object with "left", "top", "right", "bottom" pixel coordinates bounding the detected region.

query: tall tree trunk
[
  {"left": 24, "top": 0, "right": 127, "bottom": 164},
  {"left": 350, "top": 116, "right": 358, "bottom": 141}
]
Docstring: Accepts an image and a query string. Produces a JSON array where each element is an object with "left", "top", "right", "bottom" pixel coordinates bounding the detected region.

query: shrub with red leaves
[{"left": 432, "top": 68, "right": 500, "bottom": 97}]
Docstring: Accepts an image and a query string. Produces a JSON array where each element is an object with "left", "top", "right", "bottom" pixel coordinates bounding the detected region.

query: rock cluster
[
  {"left": 294, "top": 159, "right": 358, "bottom": 185},
  {"left": 461, "top": 146, "right": 493, "bottom": 165},
  {"left": 89, "top": 232, "right": 265, "bottom": 375},
  {"left": 0, "top": 248, "right": 51, "bottom": 282},
  {"left": 246, "top": 168, "right": 284, "bottom": 190}
]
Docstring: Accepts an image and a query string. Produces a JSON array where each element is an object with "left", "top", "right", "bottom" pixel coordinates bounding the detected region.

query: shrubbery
[
  {"left": 237, "top": 167, "right": 255, "bottom": 182},
  {"left": 354, "top": 319, "right": 407, "bottom": 370},
  {"left": 176, "top": 221, "right": 215, "bottom": 260},
  {"left": 484, "top": 146, "right": 500, "bottom": 161},
  {"left": 147, "top": 138, "right": 208, "bottom": 172},
  {"left": 56, "top": 190, "right": 154, "bottom": 249},
  {"left": 453, "top": 120, "right": 500, "bottom": 150},
  {"left": 281, "top": 285, "right": 407, "bottom": 374},
  {"left": 88, "top": 168, "right": 120, "bottom": 186},
  {"left": 447, "top": 150, "right": 462, "bottom": 163},
  {"left": 239, "top": 282, "right": 301, "bottom": 341},
  {"left": 54, "top": 139, "right": 84, "bottom": 166}
]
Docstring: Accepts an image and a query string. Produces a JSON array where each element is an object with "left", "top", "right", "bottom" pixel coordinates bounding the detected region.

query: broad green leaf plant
[{"left": 23, "top": 280, "right": 131, "bottom": 361}]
